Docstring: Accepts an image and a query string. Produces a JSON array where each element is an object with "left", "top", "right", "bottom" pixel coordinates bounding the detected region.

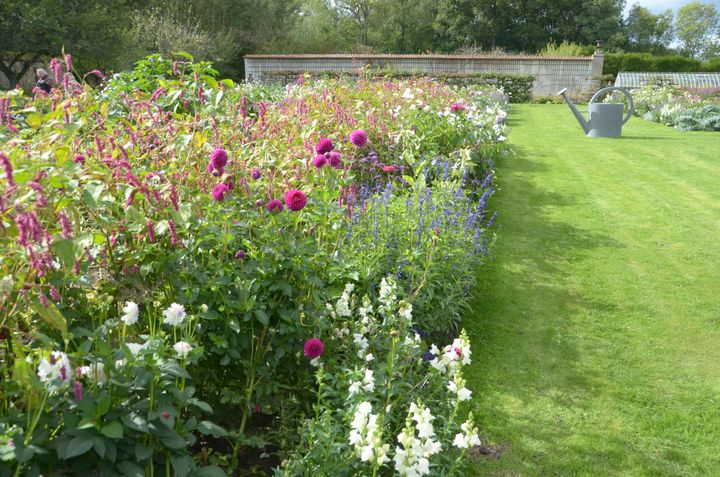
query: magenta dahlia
[
  {"left": 450, "top": 103, "right": 466, "bottom": 112},
  {"left": 328, "top": 151, "right": 342, "bottom": 169},
  {"left": 285, "top": 189, "right": 307, "bottom": 211},
  {"left": 349, "top": 129, "right": 368, "bottom": 147},
  {"left": 303, "top": 338, "right": 324, "bottom": 359},
  {"left": 312, "top": 154, "right": 327, "bottom": 169},
  {"left": 315, "top": 138, "right": 334, "bottom": 155},
  {"left": 209, "top": 148, "right": 228, "bottom": 170},
  {"left": 212, "top": 183, "right": 230, "bottom": 201},
  {"left": 266, "top": 199, "right": 284, "bottom": 213},
  {"left": 73, "top": 155, "right": 85, "bottom": 164}
]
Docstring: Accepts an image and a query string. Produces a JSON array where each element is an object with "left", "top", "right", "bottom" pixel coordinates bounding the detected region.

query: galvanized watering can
[{"left": 557, "top": 86, "right": 634, "bottom": 138}]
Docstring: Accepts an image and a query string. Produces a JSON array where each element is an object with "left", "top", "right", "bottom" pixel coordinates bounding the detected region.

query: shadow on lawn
[{"left": 465, "top": 148, "right": 641, "bottom": 474}]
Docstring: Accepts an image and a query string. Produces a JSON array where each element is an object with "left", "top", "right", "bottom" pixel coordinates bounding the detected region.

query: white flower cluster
[
  {"left": 429, "top": 329, "right": 472, "bottom": 377},
  {"left": 358, "top": 295, "right": 374, "bottom": 326},
  {"left": 335, "top": 283, "right": 354, "bottom": 318},
  {"left": 349, "top": 402, "right": 390, "bottom": 466},
  {"left": 37, "top": 351, "right": 71, "bottom": 389},
  {"left": 447, "top": 369, "right": 472, "bottom": 403},
  {"left": 394, "top": 402, "right": 442, "bottom": 477},
  {"left": 379, "top": 276, "right": 397, "bottom": 308},
  {"left": 452, "top": 412, "right": 481, "bottom": 449},
  {"left": 349, "top": 369, "right": 375, "bottom": 397},
  {"left": 173, "top": 341, "right": 193, "bottom": 358}
]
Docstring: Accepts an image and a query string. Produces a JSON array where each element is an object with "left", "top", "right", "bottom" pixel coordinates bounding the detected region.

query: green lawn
[{"left": 465, "top": 104, "right": 720, "bottom": 476}]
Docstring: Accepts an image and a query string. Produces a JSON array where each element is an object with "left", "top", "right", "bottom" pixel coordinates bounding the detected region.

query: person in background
[{"left": 36, "top": 68, "right": 52, "bottom": 93}]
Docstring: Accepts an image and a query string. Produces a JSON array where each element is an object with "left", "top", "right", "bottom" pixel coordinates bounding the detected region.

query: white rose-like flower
[
  {"left": 173, "top": 341, "right": 192, "bottom": 358},
  {"left": 121, "top": 301, "right": 139, "bottom": 325},
  {"left": 125, "top": 342, "right": 145, "bottom": 356},
  {"left": 162, "top": 303, "right": 186, "bottom": 326},
  {"left": 80, "top": 362, "right": 106, "bottom": 385}
]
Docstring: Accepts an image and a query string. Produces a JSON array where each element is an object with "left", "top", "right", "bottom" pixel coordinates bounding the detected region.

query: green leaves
[{"left": 100, "top": 421, "right": 124, "bottom": 439}]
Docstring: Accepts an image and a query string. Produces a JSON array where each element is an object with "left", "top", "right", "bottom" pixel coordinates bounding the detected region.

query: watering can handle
[{"left": 589, "top": 87, "right": 634, "bottom": 125}]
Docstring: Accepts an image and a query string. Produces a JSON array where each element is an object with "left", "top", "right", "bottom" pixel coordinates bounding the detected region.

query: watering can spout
[{"left": 557, "top": 88, "right": 590, "bottom": 134}]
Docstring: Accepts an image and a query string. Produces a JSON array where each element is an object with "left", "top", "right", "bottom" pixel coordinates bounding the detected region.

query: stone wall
[{"left": 244, "top": 53, "right": 604, "bottom": 97}]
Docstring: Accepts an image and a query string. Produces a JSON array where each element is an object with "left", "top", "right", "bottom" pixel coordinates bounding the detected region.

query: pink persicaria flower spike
[
  {"left": 315, "top": 137, "right": 334, "bottom": 155},
  {"left": 212, "top": 183, "right": 230, "bottom": 201},
  {"left": 312, "top": 154, "right": 327, "bottom": 169},
  {"left": 304, "top": 338, "right": 324, "bottom": 359},
  {"left": 349, "top": 129, "right": 368, "bottom": 147},
  {"left": 266, "top": 199, "right": 284, "bottom": 213},
  {"left": 285, "top": 189, "right": 307, "bottom": 211},
  {"left": 328, "top": 151, "right": 342, "bottom": 168},
  {"left": 209, "top": 148, "right": 228, "bottom": 171}
]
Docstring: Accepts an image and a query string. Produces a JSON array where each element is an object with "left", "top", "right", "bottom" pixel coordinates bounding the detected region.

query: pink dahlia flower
[
  {"left": 266, "top": 199, "right": 284, "bottom": 213},
  {"left": 349, "top": 129, "right": 368, "bottom": 147},
  {"left": 450, "top": 103, "right": 466, "bottom": 112},
  {"left": 303, "top": 338, "right": 324, "bottom": 359},
  {"left": 209, "top": 148, "right": 228, "bottom": 170},
  {"left": 212, "top": 183, "right": 230, "bottom": 201},
  {"left": 285, "top": 189, "right": 307, "bottom": 211},
  {"left": 312, "top": 154, "right": 327, "bottom": 169},
  {"left": 315, "top": 138, "right": 334, "bottom": 154},
  {"left": 73, "top": 155, "right": 85, "bottom": 164},
  {"left": 328, "top": 151, "right": 342, "bottom": 168}
]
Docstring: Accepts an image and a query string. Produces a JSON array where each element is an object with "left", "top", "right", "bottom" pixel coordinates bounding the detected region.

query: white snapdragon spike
[
  {"left": 429, "top": 329, "right": 472, "bottom": 377},
  {"left": 335, "top": 283, "right": 354, "bottom": 317},
  {"left": 37, "top": 351, "right": 72, "bottom": 388},
  {"left": 309, "top": 357, "right": 322, "bottom": 368},
  {"left": 349, "top": 402, "right": 390, "bottom": 466},
  {"left": 80, "top": 362, "right": 106, "bottom": 385},
  {"left": 348, "top": 379, "right": 362, "bottom": 397},
  {"left": 447, "top": 371, "right": 472, "bottom": 402},
  {"left": 394, "top": 403, "right": 441, "bottom": 477},
  {"left": 358, "top": 295, "right": 374, "bottom": 325},
  {"left": 173, "top": 341, "right": 192, "bottom": 358},
  {"left": 121, "top": 301, "right": 139, "bottom": 325},
  {"left": 162, "top": 303, "right": 186, "bottom": 326},
  {"left": 365, "top": 353, "right": 374, "bottom": 362},
  {"left": 354, "top": 333, "right": 369, "bottom": 359},
  {"left": 453, "top": 413, "right": 481, "bottom": 449},
  {"left": 379, "top": 276, "right": 397, "bottom": 308},
  {"left": 362, "top": 369, "right": 375, "bottom": 393},
  {"left": 397, "top": 300, "right": 413, "bottom": 322}
]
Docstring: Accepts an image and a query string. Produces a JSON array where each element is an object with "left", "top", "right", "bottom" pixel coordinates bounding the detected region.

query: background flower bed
[
  {"left": 0, "top": 54, "right": 508, "bottom": 476},
  {"left": 629, "top": 83, "right": 720, "bottom": 131}
]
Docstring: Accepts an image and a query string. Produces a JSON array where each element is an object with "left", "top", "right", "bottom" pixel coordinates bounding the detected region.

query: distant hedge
[
  {"left": 260, "top": 70, "right": 535, "bottom": 103},
  {"left": 604, "top": 53, "right": 720, "bottom": 77}
]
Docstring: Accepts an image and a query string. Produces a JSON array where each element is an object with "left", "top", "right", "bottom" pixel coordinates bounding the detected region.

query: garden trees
[
  {"left": 675, "top": 1, "right": 719, "bottom": 58},
  {"left": 624, "top": 4, "right": 674, "bottom": 54}
]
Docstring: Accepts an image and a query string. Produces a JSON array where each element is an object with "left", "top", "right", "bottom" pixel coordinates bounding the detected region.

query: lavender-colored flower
[
  {"left": 266, "top": 199, "right": 284, "bottom": 213},
  {"left": 328, "top": 151, "right": 342, "bottom": 168},
  {"left": 285, "top": 189, "right": 307, "bottom": 211},
  {"left": 235, "top": 249, "right": 246, "bottom": 259},
  {"left": 312, "top": 154, "right": 327, "bottom": 169},
  {"left": 212, "top": 183, "right": 230, "bottom": 201},
  {"left": 315, "top": 137, "right": 334, "bottom": 154},
  {"left": 251, "top": 168, "right": 261, "bottom": 180},
  {"left": 255, "top": 199, "right": 263, "bottom": 207},
  {"left": 349, "top": 129, "right": 368, "bottom": 147},
  {"left": 303, "top": 338, "right": 324, "bottom": 359}
]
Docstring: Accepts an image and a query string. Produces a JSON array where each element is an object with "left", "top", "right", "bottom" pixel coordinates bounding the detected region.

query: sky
[{"left": 624, "top": 0, "right": 720, "bottom": 15}]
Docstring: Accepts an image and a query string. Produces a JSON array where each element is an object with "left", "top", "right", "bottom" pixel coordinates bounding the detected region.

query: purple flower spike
[
  {"left": 349, "top": 129, "right": 368, "bottom": 147},
  {"left": 212, "top": 183, "right": 230, "bottom": 201},
  {"left": 235, "top": 249, "right": 246, "bottom": 259},
  {"left": 315, "top": 138, "right": 334, "bottom": 155},
  {"left": 303, "top": 338, "right": 324, "bottom": 359}
]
